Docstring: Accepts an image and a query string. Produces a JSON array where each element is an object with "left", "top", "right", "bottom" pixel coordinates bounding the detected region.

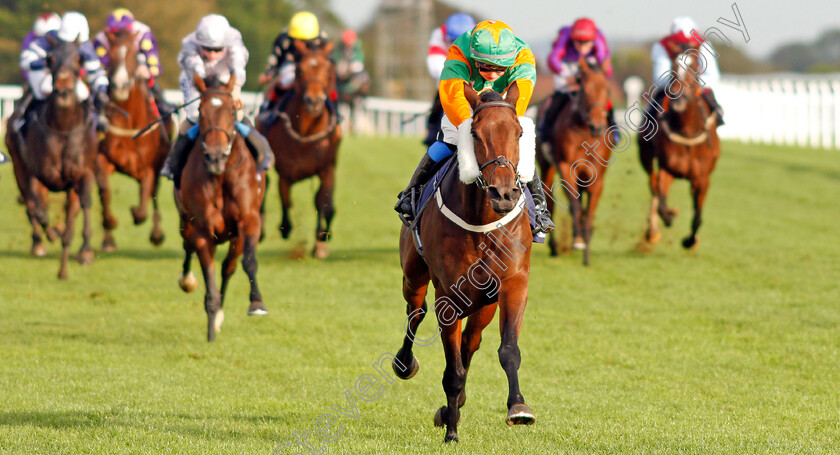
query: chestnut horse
[
  {"left": 537, "top": 57, "right": 612, "bottom": 265},
  {"left": 392, "top": 84, "right": 536, "bottom": 442},
  {"left": 6, "top": 38, "right": 98, "bottom": 279},
  {"left": 96, "top": 29, "right": 173, "bottom": 251},
  {"left": 176, "top": 74, "right": 267, "bottom": 342},
  {"left": 638, "top": 51, "right": 720, "bottom": 248},
  {"left": 257, "top": 40, "right": 341, "bottom": 259}
]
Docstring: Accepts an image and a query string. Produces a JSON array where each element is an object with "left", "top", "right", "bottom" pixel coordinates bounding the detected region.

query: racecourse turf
[{"left": 0, "top": 136, "right": 838, "bottom": 454}]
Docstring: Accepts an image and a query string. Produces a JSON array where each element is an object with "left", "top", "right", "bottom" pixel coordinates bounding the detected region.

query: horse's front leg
[
  {"left": 194, "top": 235, "right": 221, "bottom": 342},
  {"left": 240, "top": 214, "right": 267, "bottom": 315},
  {"left": 312, "top": 166, "right": 335, "bottom": 259},
  {"left": 682, "top": 176, "right": 709, "bottom": 249},
  {"left": 95, "top": 153, "right": 118, "bottom": 251},
  {"left": 58, "top": 190, "right": 81, "bottom": 280},
  {"left": 76, "top": 170, "right": 95, "bottom": 265},
  {"left": 497, "top": 281, "right": 535, "bottom": 426},
  {"left": 277, "top": 177, "right": 293, "bottom": 239},
  {"left": 437, "top": 318, "right": 465, "bottom": 443}
]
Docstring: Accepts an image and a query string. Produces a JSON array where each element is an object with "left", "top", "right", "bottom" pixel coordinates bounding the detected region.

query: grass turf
[{"left": 0, "top": 136, "right": 838, "bottom": 454}]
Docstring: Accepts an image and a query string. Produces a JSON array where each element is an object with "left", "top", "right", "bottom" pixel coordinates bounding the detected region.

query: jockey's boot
[
  {"left": 161, "top": 131, "right": 194, "bottom": 189},
  {"left": 701, "top": 89, "right": 725, "bottom": 126},
  {"left": 394, "top": 153, "right": 436, "bottom": 222},
  {"left": 526, "top": 170, "right": 555, "bottom": 235},
  {"left": 150, "top": 79, "right": 175, "bottom": 118}
]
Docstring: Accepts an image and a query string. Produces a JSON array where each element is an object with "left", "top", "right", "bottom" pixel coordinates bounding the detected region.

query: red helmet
[{"left": 570, "top": 18, "right": 597, "bottom": 41}]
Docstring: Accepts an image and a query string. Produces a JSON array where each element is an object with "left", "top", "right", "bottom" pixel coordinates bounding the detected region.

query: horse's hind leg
[
  {"left": 457, "top": 303, "right": 498, "bottom": 410},
  {"left": 95, "top": 155, "right": 118, "bottom": 251},
  {"left": 656, "top": 169, "right": 678, "bottom": 227},
  {"left": 149, "top": 173, "right": 165, "bottom": 246},
  {"left": 58, "top": 191, "right": 81, "bottom": 280},
  {"left": 312, "top": 166, "right": 335, "bottom": 259},
  {"left": 682, "top": 177, "right": 709, "bottom": 249},
  {"left": 498, "top": 283, "right": 535, "bottom": 426},
  {"left": 277, "top": 177, "right": 293, "bottom": 239},
  {"left": 241, "top": 215, "right": 266, "bottom": 315},
  {"left": 76, "top": 172, "right": 95, "bottom": 265}
]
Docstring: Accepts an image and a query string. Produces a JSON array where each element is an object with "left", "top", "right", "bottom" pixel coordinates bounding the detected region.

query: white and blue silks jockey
[
  {"left": 160, "top": 14, "right": 272, "bottom": 188},
  {"left": 17, "top": 12, "right": 109, "bottom": 139}
]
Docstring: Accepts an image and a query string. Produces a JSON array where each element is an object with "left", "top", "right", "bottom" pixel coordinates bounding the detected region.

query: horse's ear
[
  {"left": 463, "top": 82, "right": 479, "bottom": 111},
  {"left": 322, "top": 40, "right": 334, "bottom": 55},
  {"left": 193, "top": 72, "right": 207, "bottom": 93},
  {"left": 505, "top": 82, "right": 520, "bottom": 109},
  {"left": 224, "top": 74, "right": 236, "bottom": 92}
]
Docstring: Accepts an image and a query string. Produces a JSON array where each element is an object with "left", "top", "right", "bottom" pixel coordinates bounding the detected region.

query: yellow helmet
[{"left": 289, "top": 12, "right": 319, "bottom": 40}]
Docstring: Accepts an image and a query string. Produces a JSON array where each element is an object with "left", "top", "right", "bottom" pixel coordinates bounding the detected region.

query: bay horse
[
  {"left": 257, "top": 40, "right": 341, "bottom": 259},
  {"left": 537, "top": 57, "right": 612, "bottom": 266},
  {"left": 638, "top": 50, "right": 720, "bottom": 249},
  {"left": 392, "top": 83, "right": 536, "bottom": 442},
  {"left": 96, "top": 29, "right": 173, "bottom": 251},
  {"left": 176, "top": 74, "right": 267, "bottom": 342},
  {"left": 6, "top": 37, "right": 98, "bottom": 279}
]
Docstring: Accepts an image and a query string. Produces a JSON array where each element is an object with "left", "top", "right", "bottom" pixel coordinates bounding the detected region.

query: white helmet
[
  {"left": 195, "top": 14, "right": 230, "bottom": 48},
  {"left": 57, "top": 11, "right": 90, "bottom": 42},
  {"left": 33, "top": 13, "right": 61, "bottom": 37},
  {"left": 671, "top": 16, "right": 698, "bottom": 39}
]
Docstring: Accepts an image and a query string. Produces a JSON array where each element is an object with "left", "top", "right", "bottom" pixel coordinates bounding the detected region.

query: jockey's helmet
[
  {"left": 57, "top": 11, "right": 90, "bottom": 42},
  {"left": 341, "top": 29, "right": 357, "bottom": 46},
  {"left": 106, "top": 8, "right": 135, "bottom": 32},
  {"left": 570, "top": 18, "right": 597, "bottom": 41},
  {"left": 469, "top": 20, "right": 518, "bottom": 68},
  {"left": 195, "top": 14, "right": 231, "bottom": 49},
  {"left": 445, "top": 13, "right": 475, "bottom": 42},
  {"left": 33, "top": 13, "right": 60, "bottom": 37},
  {"left": 289, "top": 12, "right": 320, "bottom": 40}
]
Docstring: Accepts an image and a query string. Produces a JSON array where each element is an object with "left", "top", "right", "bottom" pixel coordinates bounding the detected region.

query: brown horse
[
  {"left": 258, "top": 40, "right": 341, "bottom": 259},
  {"left": 176, "top": 74, "right": 267, "bottom": 342},
  {"left": 6, "top": 38, "right": 98, "bottom": 279},
  {"left": 392, "top": 84, "right": 535, "bottom": 442},
  {"left": 96, "top": 29, "right": 173, "bottom": 251},
  {"left": 638, "top": 51, "right": 720, "bottom": 249},
  {"left": 537, "top": 57, "right": 612, "bottom": 266}
]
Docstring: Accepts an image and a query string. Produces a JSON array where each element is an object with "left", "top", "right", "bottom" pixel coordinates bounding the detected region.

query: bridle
[{"left": 470, "top": 101, "right": 521, "bottom": 190}]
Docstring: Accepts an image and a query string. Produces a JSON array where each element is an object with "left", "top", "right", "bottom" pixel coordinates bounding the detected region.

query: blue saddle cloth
[{"left": 413, "top": 155, "right": 544, "bottom": 245}]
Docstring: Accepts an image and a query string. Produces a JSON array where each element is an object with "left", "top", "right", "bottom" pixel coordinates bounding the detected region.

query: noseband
[{"left": 470, "top": 101, "right": 521, "bottom": 190}]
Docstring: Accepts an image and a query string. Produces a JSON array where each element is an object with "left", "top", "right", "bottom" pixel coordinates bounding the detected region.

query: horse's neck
[{"left": 46, "top": 100, "right": 85, "bottom": 131}]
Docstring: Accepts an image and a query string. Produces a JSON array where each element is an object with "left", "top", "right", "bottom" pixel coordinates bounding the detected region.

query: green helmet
[{"left": 469, "top": 20, "right": 518, "bottom": 67}]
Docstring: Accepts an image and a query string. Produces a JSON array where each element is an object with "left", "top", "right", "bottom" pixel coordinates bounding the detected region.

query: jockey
[
  {"left": 650, "top": 16, "right": 723, "bottom": 124},
  {"left": 160, "top": 14, "right": 273, "bottom": 188},
  {"left": 396, "top": 20, "right": 555, "bottom": 235},
  {"left": 257, "top": 11, "right": 330, "bottom": 118},
  {"left": 424, "top": 13, "right": 475, "bottom": 146},
  {"left": 333, "top": 29, "right": 369, "bottom": 94},
  {"left": 92, "top": 8, "right": 175, "bottom": 117},
  {"left": 17, "top": 12, "right": 110, "bottom": 145},
  {"left": 540, "top": 17, "right": 615, "bottom": 144},
  {"left": 21, "top": 13, "right": 61, "bottom": 80}
]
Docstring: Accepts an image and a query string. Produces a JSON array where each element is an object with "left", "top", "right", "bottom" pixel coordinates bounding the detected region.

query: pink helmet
[
  {"left": 570, "top": 18, "right": 597, "bottom": 41},
  {"left": 33, "top": 12, "right": 61, "bottom": 37}
]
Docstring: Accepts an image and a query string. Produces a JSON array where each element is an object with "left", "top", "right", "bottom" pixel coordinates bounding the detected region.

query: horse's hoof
[
  {"left": 31, "top": 243, "right": 47, "bottom": 257},
  {"left": 506, "top": 403, "right": 535, "bottom": 426},
  {"left": 682, "top": 236, "right": 699, "bottom": 249},
  {"left": 131, "top": 206, "right": 147, "bottom": 225},
  {"left": 214, "top": 309, "right": 225, "bottom": 333},
  {"left": 179, "top": 271, "right": 198, "bottom": 293},
  {"left": 149, "top": 229, "right": 165, "bottom": 246},
  {"left": 313, "top": 241, "right": 329, "bottom": 259},
  {"left": 247, "top": 302, "right": 269, "bottom": 316},
  {"left": 77, "top": 249, "right": 95, "bottom": 265},
  {"left": 392, "top": 355, "right": 419, "bottom": 380},
  {"left": 572, "top": 237, "right": 586, "bottom": 250}
]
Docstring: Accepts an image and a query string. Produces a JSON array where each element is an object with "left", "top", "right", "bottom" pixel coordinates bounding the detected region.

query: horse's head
[
  {"left": 194, "top": 73, "right": 239, "bottom": 175},
  {"left": 463, "top": 83, "right": 525, "bottom": 214},
  {"left": 293, "top": 39, "right": 335, "bottom": 116},
  {"left": 670, "top": 49, "right": 702, "bottom": 113},
  {"left": 574, "top": 56, "right": 609, "bottom": 136},
  {"left": 106, "top": 29, "right": 140, "bottom": 102},
  {"left": 45, "top": 35, "right": 82, "bottom": 108}
]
